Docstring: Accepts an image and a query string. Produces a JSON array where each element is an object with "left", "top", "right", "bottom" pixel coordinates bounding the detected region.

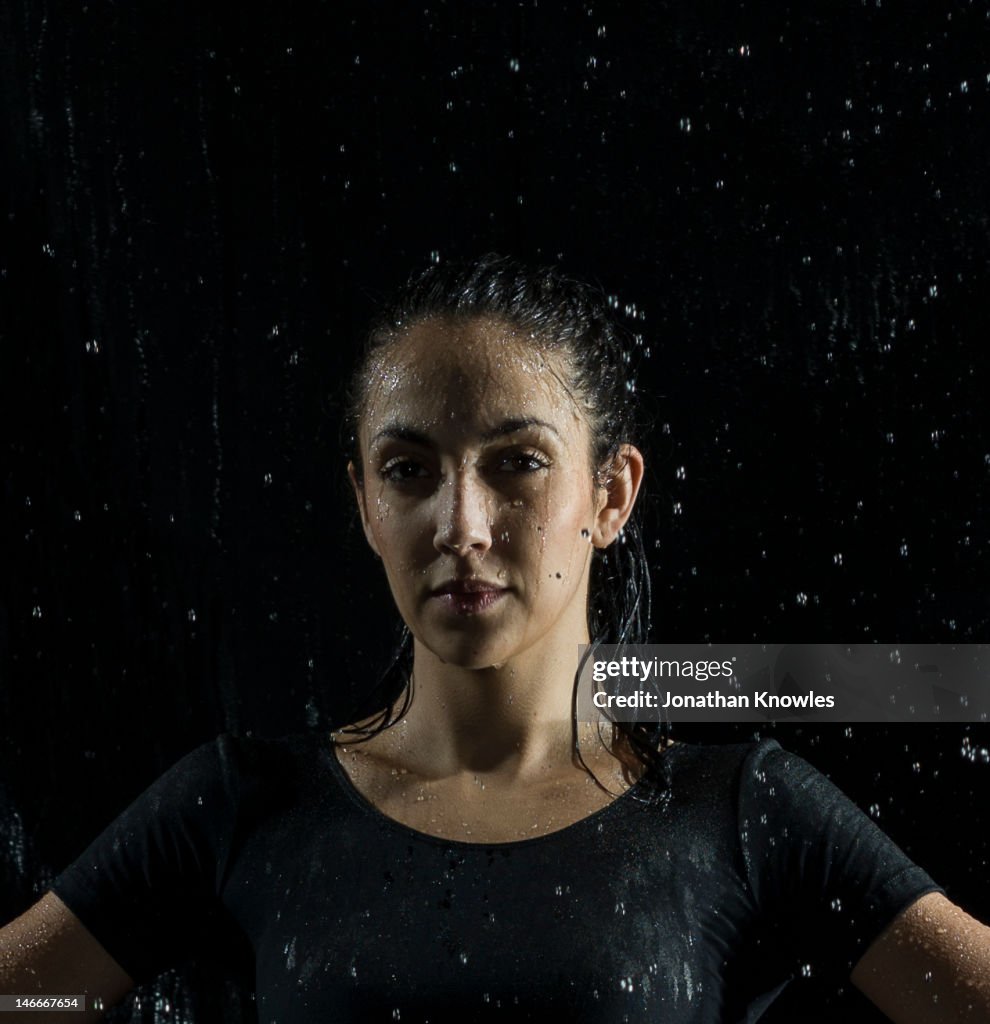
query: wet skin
[{"left": 342, "top": 315, "right": 646, "bottom": 841}]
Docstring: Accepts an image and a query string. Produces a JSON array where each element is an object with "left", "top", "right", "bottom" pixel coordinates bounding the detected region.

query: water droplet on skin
[{"left": 580, "top": 528, "right": 591, "bottom": 539}]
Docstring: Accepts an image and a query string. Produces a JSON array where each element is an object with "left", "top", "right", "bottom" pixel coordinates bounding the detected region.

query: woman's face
[{"left": 350, "top": 316, "right": 616, "bottom": 670}]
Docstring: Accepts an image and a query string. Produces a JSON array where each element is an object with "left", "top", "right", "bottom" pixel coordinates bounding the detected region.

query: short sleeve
[
  {"left": 738, "top": 738, "right": 945, "bottom": 979},
  {"left": 49, "top": 733, "right": 242, "bottom": 986}
]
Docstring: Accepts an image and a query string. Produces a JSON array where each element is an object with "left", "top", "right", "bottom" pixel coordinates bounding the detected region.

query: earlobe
[
  {"left": 347, "top": 461, "right": 381, "bottom": 558},
  {"left": 591, "top": 444, "right": 645, "bottom": 549}
]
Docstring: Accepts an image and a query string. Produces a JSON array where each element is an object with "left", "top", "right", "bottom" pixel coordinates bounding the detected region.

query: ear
[
  {"left": 591, "top": 444, "right": 644, "bottom": 549},
  {"left": 348, "top": 461, "right": 381, "bottom": 558}
]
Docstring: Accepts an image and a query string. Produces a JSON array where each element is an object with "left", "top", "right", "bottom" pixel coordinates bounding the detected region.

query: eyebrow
[{"left": 371, "top": 417, "right": 560, "bottom": 447}]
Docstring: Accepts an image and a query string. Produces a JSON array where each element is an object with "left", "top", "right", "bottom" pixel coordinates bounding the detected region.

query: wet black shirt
[{"left": 51, "top": 734, "right": 942, "bottom": 1022}]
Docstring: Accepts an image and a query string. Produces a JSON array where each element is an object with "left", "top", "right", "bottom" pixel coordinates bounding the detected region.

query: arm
[
  {"left": 0, "top": 891, "right": 134, "bottom": 1022},
  {"left": 852, "top": 891, "right": 990, "bottom": 1023}
]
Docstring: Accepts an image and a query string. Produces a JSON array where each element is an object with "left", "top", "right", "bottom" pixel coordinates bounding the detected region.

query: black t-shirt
[{"left": 50, "top": 734, "right": 942, "bottom": 1022}]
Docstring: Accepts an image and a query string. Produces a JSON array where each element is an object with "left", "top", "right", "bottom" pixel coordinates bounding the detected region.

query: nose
[{"left": 433, "top": 469, "right": 493, "bottom": 558}]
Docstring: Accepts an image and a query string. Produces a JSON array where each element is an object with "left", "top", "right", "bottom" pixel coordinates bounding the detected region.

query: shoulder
[
  {"left": 663, "top": 735, "right": 783, "bottom": 792},
  {"left": 210, "top": 729, "right": 330, "bottom": 782}
]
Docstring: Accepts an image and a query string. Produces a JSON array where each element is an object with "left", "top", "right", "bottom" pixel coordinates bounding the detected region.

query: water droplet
[
  {"left": 187, "top": 608, "right": 197, "bottom": 623},
  {"left": 263, "top": 472, "right": 273, "bottom": 487},
  {"left": 508, "top": 58, "right": 520, "bottom": 72},
  {"left": 678, "top": 116, "right": 692, "bottom": 133}
]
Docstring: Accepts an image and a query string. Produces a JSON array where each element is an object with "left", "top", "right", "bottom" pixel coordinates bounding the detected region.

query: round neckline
[{"left": 322, "top": 734, "right": 677, "bottom": 851}]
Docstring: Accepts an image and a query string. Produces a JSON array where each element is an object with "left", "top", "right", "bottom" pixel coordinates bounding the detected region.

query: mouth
[{"left": 429, "top": 579, "right": 509, "bottom": 615}]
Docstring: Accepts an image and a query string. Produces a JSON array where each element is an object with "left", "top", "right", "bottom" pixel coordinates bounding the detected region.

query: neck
[{"left": 382, "top": 619, "right": 592, "bottom": 780}]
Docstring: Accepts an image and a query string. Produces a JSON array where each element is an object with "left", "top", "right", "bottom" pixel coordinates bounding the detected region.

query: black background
[{"left": 2, "top": 2, "right": 989, "bottom": 1021}]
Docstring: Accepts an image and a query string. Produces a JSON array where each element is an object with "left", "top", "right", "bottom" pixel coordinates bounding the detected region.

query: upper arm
[
  {"left": 0, "top": 890, "right": 134, "bottom": 1022},
  {"left": 851, "top": 890, "right": 990, "bottom": 1023}
]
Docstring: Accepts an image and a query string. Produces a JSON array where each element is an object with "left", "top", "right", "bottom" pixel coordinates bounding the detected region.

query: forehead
[{"left": 361, "top": 316, "right": 585, "bottom": 435}]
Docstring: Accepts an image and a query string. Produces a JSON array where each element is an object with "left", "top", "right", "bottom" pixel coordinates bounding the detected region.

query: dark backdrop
[{"left": 2, "top": 3, "right": 988, "bottom": 1021}]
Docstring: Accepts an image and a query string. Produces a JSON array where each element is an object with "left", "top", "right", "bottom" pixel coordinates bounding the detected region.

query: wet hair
[{"left": 340, "top": 253, "right": 673, "bottom": 798}]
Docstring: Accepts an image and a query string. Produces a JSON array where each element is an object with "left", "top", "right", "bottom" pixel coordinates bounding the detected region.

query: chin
[{"left": 418, "top": 632, "right": 519, "bottom": 671}]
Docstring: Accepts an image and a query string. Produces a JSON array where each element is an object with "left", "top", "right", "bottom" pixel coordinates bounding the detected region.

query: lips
[
  {"left": 429, "top": 578, "right": 508, "bottom": 615},
  {"left": 432, "top": 578, "right": 506, "bottom": 596}
]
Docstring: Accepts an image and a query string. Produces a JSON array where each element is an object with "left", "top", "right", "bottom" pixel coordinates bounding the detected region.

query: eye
[
  {"left": 380, "top": 457, "right": 429, "bottom": 483},
  {"left": 495, "top": 449, "right": 551, "bottom": 473}
]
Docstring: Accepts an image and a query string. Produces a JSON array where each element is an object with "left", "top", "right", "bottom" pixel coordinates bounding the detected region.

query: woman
[{"left": 2, "top": 254, "right": 988, "bottom": 1022}]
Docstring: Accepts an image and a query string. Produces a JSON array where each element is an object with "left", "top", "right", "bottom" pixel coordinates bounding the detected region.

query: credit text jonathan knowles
[{"left": 590, "top": 656, "right": 836, "bottom": 709}]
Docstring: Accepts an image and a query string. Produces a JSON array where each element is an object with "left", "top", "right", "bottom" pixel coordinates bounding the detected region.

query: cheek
[{"left": 514, "top": 478, "right": 596, "bottom": 580}]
